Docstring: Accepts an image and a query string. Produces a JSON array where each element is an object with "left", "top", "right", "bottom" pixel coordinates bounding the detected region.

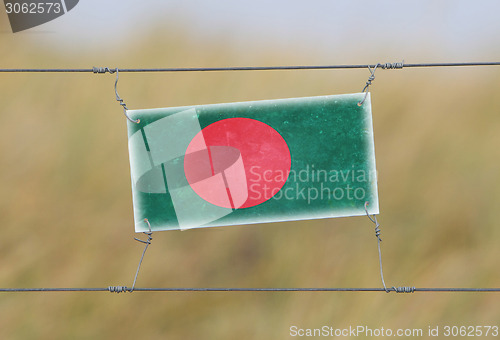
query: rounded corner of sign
[
  {"left": 126, "top": 110, "right": 139, "bottom": 120},
  {"left": 369, "top": 201, "right": 380, "bottom": 215}
]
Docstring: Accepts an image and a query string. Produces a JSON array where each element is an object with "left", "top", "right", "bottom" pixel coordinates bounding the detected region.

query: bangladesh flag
[{"left": 126, "top": 93, "right": 378, "bottom": 232}]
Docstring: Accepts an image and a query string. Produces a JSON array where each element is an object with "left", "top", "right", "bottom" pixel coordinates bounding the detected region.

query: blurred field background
[{"left": 1, "top": 2, "right": 500, "bottom": 339}]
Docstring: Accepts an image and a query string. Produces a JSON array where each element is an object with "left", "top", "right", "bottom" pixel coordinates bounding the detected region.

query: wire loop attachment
[
  {"left": 113, "top": 68, "right": 140, "bottom": 124},
  {"left": 129, "top": 219, "right": 154, "bottom": 292},
  {"left": 364, "top": 201, "right": 415, "bottom": 294},
  {"left": 93, "top": 66, "right": 140, "bottom": 124},
  {"left": 358, "top": 64, "right": 378, "bottom": 106},
  {"left": 108, "top": 219, "right": 153, "bottom": 294},
  {"left": 358, "top": 60, "right": 404, "bottom": 106},
  {"left": 364, "top": 201, "right": 388, "bottom": 292}
]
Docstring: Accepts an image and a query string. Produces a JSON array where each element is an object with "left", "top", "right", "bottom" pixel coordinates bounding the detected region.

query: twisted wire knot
[
  {"left": 374, "top": 222, "right": 382, "bottom": 242},
  {"left": 108, "top": 286, "right": 129, "bottom": 293},
  {"left": 134, "top": 219, "right": 153, "bottom": 245},
  {"left": 92, "top": 67, "right": 116, "bottom": 74},
  {"left": 362, "top": 69, "right": 376, "bottom": 93},
  {"left": 364, "top": 202, "right": 382, "bottom": 242},
  {"left": 380, "top": 61, "right": 404, "bottom": 69},
  {"left": 391, "top": 286, "right": 416, "bottom": 293},
  {"left": 358, "top": 64, "right": 378, "bottom": 106}
]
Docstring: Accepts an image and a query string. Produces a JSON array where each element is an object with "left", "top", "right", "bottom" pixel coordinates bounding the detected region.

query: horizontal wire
[
  {"left": 0, "top": 62, "right": 499, "bottom": 73},
  {"left": 1, "top": 287, "right": 499, "bottom": 293}
]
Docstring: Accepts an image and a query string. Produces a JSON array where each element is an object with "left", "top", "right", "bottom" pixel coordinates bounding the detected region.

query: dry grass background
[{"left": 0, "top": 15, "right": 500, "bottom": 340}]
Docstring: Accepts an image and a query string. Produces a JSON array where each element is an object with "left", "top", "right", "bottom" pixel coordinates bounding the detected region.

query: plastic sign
[{"left": 126, "top": 93, "right": 379, "bottom": 232}]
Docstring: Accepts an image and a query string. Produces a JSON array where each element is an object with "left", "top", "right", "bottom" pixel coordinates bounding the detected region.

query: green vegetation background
[{"left": 0, "top": 16, "right": 499, "bottom": 340}]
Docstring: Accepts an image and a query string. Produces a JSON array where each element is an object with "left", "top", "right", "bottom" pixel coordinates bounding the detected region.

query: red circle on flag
[{"left": 184, "top": 118, "right": 291, "bottom": 209}]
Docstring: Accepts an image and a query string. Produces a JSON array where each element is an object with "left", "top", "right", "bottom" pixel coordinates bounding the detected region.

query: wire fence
[{"left": 1, "top": 60, "right": 499, "bottom": 294}]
